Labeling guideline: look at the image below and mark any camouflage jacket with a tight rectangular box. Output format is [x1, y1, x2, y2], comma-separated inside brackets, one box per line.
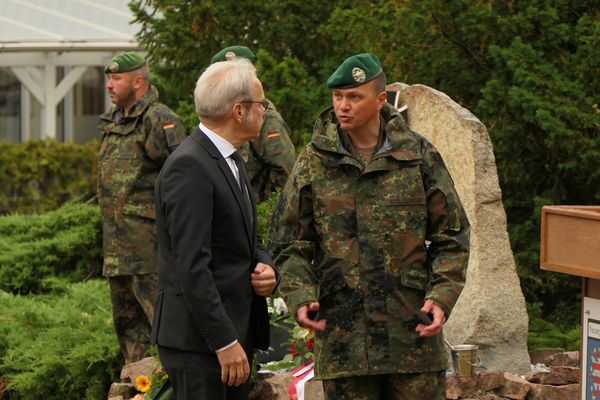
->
[98, 85, 187, 277]
[239, 100, 296, 203]
[269, 103, 470, 379]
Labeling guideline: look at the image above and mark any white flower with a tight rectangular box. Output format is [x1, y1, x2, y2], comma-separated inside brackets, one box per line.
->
[273, 297, 288, 315]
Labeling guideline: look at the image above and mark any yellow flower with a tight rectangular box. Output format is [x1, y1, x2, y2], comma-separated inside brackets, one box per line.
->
[135, 374, 152, 393]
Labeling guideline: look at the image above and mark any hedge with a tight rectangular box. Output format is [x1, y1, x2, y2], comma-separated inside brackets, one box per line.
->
[0, 140, 98, 215]
[0, 202, 102, 294]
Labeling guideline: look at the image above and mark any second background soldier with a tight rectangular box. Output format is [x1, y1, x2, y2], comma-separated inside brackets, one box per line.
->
[211, 46, 296, 203]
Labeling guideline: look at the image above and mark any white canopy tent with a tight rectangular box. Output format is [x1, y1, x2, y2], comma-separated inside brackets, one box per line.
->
[0, 0, 141, 141]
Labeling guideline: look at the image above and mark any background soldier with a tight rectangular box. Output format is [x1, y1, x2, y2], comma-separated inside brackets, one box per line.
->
[269, 53, 470, 399]
[211, 46, 296, 203]
[98, 52, 187, 364]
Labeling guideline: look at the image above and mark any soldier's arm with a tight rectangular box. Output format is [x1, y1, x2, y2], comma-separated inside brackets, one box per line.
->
[256, 109, 296, 185]
[268, 148, 318, 318]
[421, 139, 470, 319]
[144, 105, 188, 161]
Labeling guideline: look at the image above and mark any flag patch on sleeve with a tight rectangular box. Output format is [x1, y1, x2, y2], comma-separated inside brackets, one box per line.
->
[162, 123, 175, 129]
[267, 132, 281, 139]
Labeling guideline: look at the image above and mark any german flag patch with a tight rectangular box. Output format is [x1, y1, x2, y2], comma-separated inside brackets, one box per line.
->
[267, 131, 280, 139]
[163, 122, 175, 129]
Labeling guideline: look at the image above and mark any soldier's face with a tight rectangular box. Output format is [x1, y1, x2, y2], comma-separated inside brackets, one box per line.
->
[332, 80, 386, 134]
[106, 72, 136, 108]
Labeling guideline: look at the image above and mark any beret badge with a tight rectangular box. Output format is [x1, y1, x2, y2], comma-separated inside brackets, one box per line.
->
[352, 67, 366, 83]
[109, 62, 119, 73]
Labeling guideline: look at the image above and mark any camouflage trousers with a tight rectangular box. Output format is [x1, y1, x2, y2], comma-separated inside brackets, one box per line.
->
[322, 371, 446, 400]
[109, 274, 157, 364]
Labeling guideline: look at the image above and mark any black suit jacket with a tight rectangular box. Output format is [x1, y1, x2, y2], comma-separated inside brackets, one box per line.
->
[151, 127, 274, 354]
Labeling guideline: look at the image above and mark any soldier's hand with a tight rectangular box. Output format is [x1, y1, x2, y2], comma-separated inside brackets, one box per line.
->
[251, 263, 277, 296]
[216, 342, 250, 387]
[415, 299, 446, 337]
[297, 302, 326, 331]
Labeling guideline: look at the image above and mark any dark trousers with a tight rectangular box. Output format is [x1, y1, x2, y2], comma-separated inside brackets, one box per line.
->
[109, 274, 157, 364]
[322, 371, 446, 400]
[158, 345, 252, 400]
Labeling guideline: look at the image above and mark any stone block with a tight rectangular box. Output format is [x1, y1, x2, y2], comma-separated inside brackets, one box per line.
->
[549, 366, 580, 383]
[304, 380, 324, 399]
[478, 371, 506, 392]
[107, 382, 136, 398]
[529, 348, 565, 364]
[544, 352, 580, 367]
[499, 372, 531, 400]
[526, 383, 579, 400]
[119, 356, 158, 384]
[524, 371, 568, 385]
[249, 373, 293, 400]
[445, 375, 480, 399]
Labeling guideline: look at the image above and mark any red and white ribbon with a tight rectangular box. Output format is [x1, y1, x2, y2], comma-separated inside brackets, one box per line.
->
[289, 360, 315, 400]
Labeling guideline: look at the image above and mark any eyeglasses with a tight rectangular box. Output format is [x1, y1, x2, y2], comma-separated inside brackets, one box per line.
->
[240, 99, 270, 112]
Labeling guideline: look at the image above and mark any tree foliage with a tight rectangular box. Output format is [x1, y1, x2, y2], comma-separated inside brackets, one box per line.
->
[130, 0, 600, 327]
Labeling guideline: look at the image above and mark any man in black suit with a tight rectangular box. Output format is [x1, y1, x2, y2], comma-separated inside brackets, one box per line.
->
[151, 58, 278, 399]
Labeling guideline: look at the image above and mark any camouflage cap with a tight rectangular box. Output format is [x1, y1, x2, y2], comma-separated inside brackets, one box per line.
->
[327, 53, 383, 88]
[104, 52, 146, 74]
[211, 45, 256, 64]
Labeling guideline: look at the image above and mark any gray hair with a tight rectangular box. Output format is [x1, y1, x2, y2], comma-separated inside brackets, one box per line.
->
[194, 58, 257, 119]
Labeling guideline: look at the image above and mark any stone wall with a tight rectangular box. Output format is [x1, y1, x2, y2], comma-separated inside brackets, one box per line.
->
[107, 347, 578, 400]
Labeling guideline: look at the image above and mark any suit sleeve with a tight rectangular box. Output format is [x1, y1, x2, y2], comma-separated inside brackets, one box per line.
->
[160, 154, 238, 351]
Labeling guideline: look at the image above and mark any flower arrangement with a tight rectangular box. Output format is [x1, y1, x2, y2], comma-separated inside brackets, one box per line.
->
[132, 363, 173, 400]
[265, 297, 315, 369]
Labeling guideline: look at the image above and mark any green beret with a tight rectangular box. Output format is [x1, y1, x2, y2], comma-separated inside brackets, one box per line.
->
[104, 52, 146, 74]
[327, 53, 383, 88]
[211, 46, 256, 64]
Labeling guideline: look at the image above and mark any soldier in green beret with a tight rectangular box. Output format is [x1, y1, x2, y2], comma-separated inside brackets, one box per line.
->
[269, 53, 470, 399]
[211, 45, 296, 203]
[98, 51, 187, 364]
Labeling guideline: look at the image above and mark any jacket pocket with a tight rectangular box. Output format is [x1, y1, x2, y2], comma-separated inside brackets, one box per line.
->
[122, 203, 156, 220]
[400, 266, 430, 291]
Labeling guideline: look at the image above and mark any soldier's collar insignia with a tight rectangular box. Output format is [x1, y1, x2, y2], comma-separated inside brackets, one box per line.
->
[109, 62, 120, 73]
[225, 51, 236, 60]
[352, 67, 366, 83]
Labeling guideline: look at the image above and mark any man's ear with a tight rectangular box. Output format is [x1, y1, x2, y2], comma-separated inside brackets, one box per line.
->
[376, 90, 387, 110]
[132, 74, 144, 90]
[232, 103, 244, 122]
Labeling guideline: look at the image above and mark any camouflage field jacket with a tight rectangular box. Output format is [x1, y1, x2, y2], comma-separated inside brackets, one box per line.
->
[239, 100, 296, 203]
[269, 103, 470, 379]
[98, 86, 187, 277]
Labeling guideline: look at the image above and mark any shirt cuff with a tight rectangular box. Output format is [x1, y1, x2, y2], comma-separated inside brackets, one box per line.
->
[215, 340, 238, 353]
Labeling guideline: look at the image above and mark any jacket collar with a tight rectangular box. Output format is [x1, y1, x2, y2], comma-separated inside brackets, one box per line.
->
[311, 103, 421, 161]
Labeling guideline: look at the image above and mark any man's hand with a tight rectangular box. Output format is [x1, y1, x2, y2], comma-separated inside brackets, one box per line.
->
[297, 302, 327, 331]
[251, 263, 277, 296]
[215, 342, 250, 387]
[415, 299, 446, 337]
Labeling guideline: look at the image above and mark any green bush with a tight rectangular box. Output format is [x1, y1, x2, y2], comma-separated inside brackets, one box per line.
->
[0, 140, 98, 215]
[0, 202, 102, 294]
[257, 190, 281, 245]
[528, 302, 580, 351]
[0, 279, 121, 399]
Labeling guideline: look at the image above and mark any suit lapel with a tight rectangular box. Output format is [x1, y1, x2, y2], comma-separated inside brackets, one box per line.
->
[193, 128, 254, 245]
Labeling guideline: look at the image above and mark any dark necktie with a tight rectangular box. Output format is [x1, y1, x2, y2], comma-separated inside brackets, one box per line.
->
[230, 151, 253, 225]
